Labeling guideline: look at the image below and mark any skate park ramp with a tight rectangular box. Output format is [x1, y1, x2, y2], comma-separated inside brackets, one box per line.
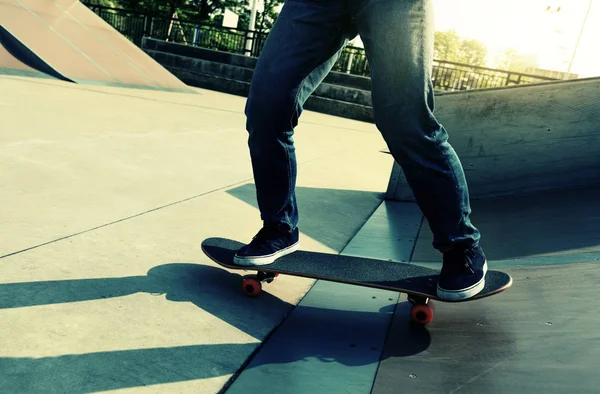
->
[0, 24, 73, 81]
[0, 0, 190, 91]
[220, 77, 600, 394]
[2, 64, 600, 392]
[386, 76, 600, 201]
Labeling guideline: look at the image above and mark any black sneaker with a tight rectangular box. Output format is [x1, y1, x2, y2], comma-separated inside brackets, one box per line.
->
[437, 245, 488, 301]
[233, 224, 300, 266]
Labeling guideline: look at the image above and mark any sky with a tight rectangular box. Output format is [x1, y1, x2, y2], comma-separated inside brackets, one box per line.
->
[429, 0, 599, 77]
[346, 0, 598, 77]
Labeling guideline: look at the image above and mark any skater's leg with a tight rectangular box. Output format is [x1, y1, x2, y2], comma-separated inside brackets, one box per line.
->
[236, 0, 357, 265]
[354, 0, 485, 299]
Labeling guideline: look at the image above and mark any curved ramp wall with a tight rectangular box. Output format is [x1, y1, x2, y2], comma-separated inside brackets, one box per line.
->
[386, 77, 600, 201]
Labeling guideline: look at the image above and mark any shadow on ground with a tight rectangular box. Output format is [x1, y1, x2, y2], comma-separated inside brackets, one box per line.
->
[0, 263, 430, 392]
[472, 185, 600, 260]
[410, 184, 600, 263]
[226, 184, 385, 252]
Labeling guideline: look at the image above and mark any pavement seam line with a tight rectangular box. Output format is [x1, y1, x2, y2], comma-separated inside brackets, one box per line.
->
[216, 281, 318, 394]
[219, 197, 386, 392]
[0, 179, 253, 260]
[1, 145, 370, 261]
[1, 148, 362, 260]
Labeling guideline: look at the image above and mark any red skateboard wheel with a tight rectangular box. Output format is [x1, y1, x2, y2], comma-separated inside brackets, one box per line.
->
[242, 278, 262, 297]
[410, 304, 434, 325]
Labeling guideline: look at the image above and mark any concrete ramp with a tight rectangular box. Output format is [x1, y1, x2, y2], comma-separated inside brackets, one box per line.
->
[0, 0, 190, 91]
[386, 77, 600, 201]
[0, 24, 73, 81]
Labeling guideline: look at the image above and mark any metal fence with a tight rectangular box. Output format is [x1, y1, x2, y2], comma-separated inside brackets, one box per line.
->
[331, 45, 371, 76]
[431, 59, 558, 91]
[83, 3, 558, 91]
[84, 3, 268, 56]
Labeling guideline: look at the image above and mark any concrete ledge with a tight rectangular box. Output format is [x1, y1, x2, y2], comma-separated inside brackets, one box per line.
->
[303, 95, 373, 123]
[147, 50, 255, 83]
[386, 77, 600, 200]
[142, 38, 373, 91]
[165, 67, 251, 97]
[143, 39, 378, 122]
[151, 50, 374, 108]
[161, 64, 375, 122]
[143, 38, 259, 70]
[314, 83, 372, 107]
[323, 71, 372, 91]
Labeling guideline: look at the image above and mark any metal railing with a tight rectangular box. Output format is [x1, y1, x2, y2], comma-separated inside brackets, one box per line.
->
[83, 2, 559, 91]
[431, 60, 558, 91]
[331, 45, 371, 76]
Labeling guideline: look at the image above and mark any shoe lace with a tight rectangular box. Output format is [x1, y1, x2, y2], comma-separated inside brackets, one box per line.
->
[249, 226, 277, 246]
[446, 247, 477, 273]
[463, 248, 476, 273]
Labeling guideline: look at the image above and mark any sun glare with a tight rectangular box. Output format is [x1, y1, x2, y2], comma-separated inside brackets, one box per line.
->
[430, 0, 598, 77]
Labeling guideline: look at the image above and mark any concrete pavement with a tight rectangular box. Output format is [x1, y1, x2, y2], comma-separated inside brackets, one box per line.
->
[0, 74, 392, 392]
[3, 73, 600, 393]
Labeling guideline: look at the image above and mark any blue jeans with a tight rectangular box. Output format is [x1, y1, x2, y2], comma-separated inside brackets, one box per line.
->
[244, 0, 480, 252]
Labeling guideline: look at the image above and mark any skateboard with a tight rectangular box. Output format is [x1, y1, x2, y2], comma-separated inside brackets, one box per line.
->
[201, 237, 512, 325]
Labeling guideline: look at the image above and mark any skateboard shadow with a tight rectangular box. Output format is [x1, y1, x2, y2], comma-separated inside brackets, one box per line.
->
[0, 262, 431, 391]
[379, 301, 433, 359]
[0, 263, 294, 340]
[0, 262, 295, 392]
[237, 299, 432, 371]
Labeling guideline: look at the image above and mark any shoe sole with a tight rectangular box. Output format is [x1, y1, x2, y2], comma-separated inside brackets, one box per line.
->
[436, 261, 488, 301]
[233, 242, 300, 266]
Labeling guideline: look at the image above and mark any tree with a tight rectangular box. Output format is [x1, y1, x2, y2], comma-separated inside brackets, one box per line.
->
[118, 0, 188, 16]
[203, 0, 283, 30]
[434, 29, 487, 66]
[434, 30, 461, 61]
[102, 0, 283, 27]
[94, 0, 119, 6]
[495, 49, 539, 73]
[188, 0, 239, 22]
[458, 39, 487, 66]
[255, 0, 284, 31]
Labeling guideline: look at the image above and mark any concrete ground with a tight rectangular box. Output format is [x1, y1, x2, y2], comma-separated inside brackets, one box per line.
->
[0, 75, 392, 392]
[2, 74, 599, 393]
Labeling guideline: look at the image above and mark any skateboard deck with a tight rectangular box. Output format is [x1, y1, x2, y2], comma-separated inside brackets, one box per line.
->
[201, 237, 512, 324]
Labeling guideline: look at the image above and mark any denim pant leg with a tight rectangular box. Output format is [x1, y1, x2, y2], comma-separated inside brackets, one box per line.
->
[245, 0, 355, 230]
[354, 0, 480, 252]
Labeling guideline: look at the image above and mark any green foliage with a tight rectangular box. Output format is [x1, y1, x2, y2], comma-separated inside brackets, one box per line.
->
[494, 48, 539, 73]
[117, 0, 188, 15]
[93, 0, 119, 6]
[255, 0, 284, 31]
[434, 30, 487, 66]
[434, 30, 461, 61]
[459, 39, 487, 66]
[192, 0, 283, 30]
[95, 0, 283, 27]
